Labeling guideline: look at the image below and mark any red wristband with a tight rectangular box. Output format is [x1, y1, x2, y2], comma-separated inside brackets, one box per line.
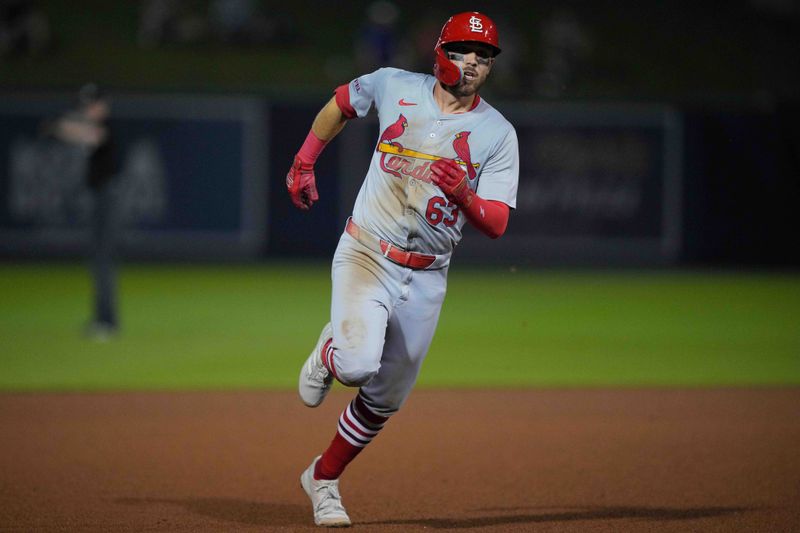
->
[297, 130, 329, 165]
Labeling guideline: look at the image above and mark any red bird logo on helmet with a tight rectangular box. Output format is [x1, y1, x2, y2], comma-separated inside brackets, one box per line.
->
[452, 131, 476, 180]
[377, 114, 408, 152]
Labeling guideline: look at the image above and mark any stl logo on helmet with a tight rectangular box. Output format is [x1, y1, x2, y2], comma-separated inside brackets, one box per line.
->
[469, 16, 483, 33]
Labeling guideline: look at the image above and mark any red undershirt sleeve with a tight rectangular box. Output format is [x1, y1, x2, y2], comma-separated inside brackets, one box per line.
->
[461, 195, 510, 239]
[334, 84, 357, 119]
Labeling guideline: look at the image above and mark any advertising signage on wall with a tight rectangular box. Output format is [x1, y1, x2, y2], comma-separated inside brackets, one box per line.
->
[0, 95, 267, 258]
[457, 104, 683, 265]
[0, 96, 681, 265]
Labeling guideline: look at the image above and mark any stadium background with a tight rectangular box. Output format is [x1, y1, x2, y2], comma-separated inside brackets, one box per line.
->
[1, 3, 799, 531]
[1, 0, 797, 389]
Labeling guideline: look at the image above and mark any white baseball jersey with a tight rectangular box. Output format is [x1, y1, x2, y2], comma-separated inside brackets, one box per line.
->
[344, 67, 519, 255]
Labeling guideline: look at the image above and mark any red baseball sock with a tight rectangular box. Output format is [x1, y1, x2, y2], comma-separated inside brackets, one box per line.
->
[314, 432, 362, 481]
[314, 393, 388, 480]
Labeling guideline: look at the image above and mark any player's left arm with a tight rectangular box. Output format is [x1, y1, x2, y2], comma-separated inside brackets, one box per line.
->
[463, 196, 510, 239]
[430, 128, 518, 239]
[429, 159, 510, 238]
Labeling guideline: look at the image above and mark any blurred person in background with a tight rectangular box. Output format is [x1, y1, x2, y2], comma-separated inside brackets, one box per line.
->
[355, 0, 405, 71]
[50, 84, 121, 340]
[137, 0, 206, 48]
[209, 0, 257, 44]
[138, 0, 296, 49]
[209, 0, 267, 45]
[534, 8, 592, 98]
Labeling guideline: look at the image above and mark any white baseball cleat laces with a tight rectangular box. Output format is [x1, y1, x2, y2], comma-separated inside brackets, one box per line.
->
[299, 322, 334, 407]
[300, 456, 351, 527]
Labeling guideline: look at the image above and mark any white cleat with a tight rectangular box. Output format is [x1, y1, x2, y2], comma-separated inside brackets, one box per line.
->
[300, 456, 351, 528]
[299, 322, 334, 407]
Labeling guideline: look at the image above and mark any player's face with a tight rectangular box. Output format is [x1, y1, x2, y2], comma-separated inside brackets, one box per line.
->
[444, 42, 495, 97]
[85, 100, 110, 122]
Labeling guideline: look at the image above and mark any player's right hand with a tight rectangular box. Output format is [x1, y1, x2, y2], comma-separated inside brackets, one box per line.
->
[287, 155, 319, 210]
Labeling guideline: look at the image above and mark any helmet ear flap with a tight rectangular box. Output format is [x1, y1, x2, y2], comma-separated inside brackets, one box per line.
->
[434, 46, 463, 86]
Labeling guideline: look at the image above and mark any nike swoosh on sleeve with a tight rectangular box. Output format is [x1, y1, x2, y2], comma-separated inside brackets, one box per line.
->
[398, 99, 417, 106]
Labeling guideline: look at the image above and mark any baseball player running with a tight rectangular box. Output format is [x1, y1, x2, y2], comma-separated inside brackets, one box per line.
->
[286, 11, 519, 527]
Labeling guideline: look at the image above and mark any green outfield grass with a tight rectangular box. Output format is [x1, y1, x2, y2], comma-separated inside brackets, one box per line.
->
[0, 262, 798, 391]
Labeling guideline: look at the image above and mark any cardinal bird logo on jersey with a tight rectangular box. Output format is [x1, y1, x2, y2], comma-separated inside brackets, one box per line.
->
[377, 114, 409, 178]
[377, 114, 408, 151]
[452, 131, 476, 181]
[375, 116, 480, 182]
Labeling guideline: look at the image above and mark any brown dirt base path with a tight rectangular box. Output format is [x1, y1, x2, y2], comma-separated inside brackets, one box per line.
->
[1, 389, 799, 532]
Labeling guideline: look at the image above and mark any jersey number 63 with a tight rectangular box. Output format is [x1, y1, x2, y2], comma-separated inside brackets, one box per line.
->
[425, 196, 459, 228]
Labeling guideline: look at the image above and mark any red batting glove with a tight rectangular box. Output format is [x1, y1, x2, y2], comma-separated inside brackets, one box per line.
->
[430, 158, 474, 208]
[286, 155, 319, 210]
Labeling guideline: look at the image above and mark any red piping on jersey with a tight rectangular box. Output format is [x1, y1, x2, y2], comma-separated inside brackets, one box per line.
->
[334, 84, 357, 119]
[469, 95, 481, 111]
[449, 94, 481, 114]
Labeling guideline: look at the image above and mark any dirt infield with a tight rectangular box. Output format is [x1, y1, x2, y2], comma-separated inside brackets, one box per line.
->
[1, 389, 798, 532]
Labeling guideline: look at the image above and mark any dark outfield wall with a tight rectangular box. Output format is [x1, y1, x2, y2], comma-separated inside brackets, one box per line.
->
[681, 104, 800, 267]
[0, 94, 797, 267]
